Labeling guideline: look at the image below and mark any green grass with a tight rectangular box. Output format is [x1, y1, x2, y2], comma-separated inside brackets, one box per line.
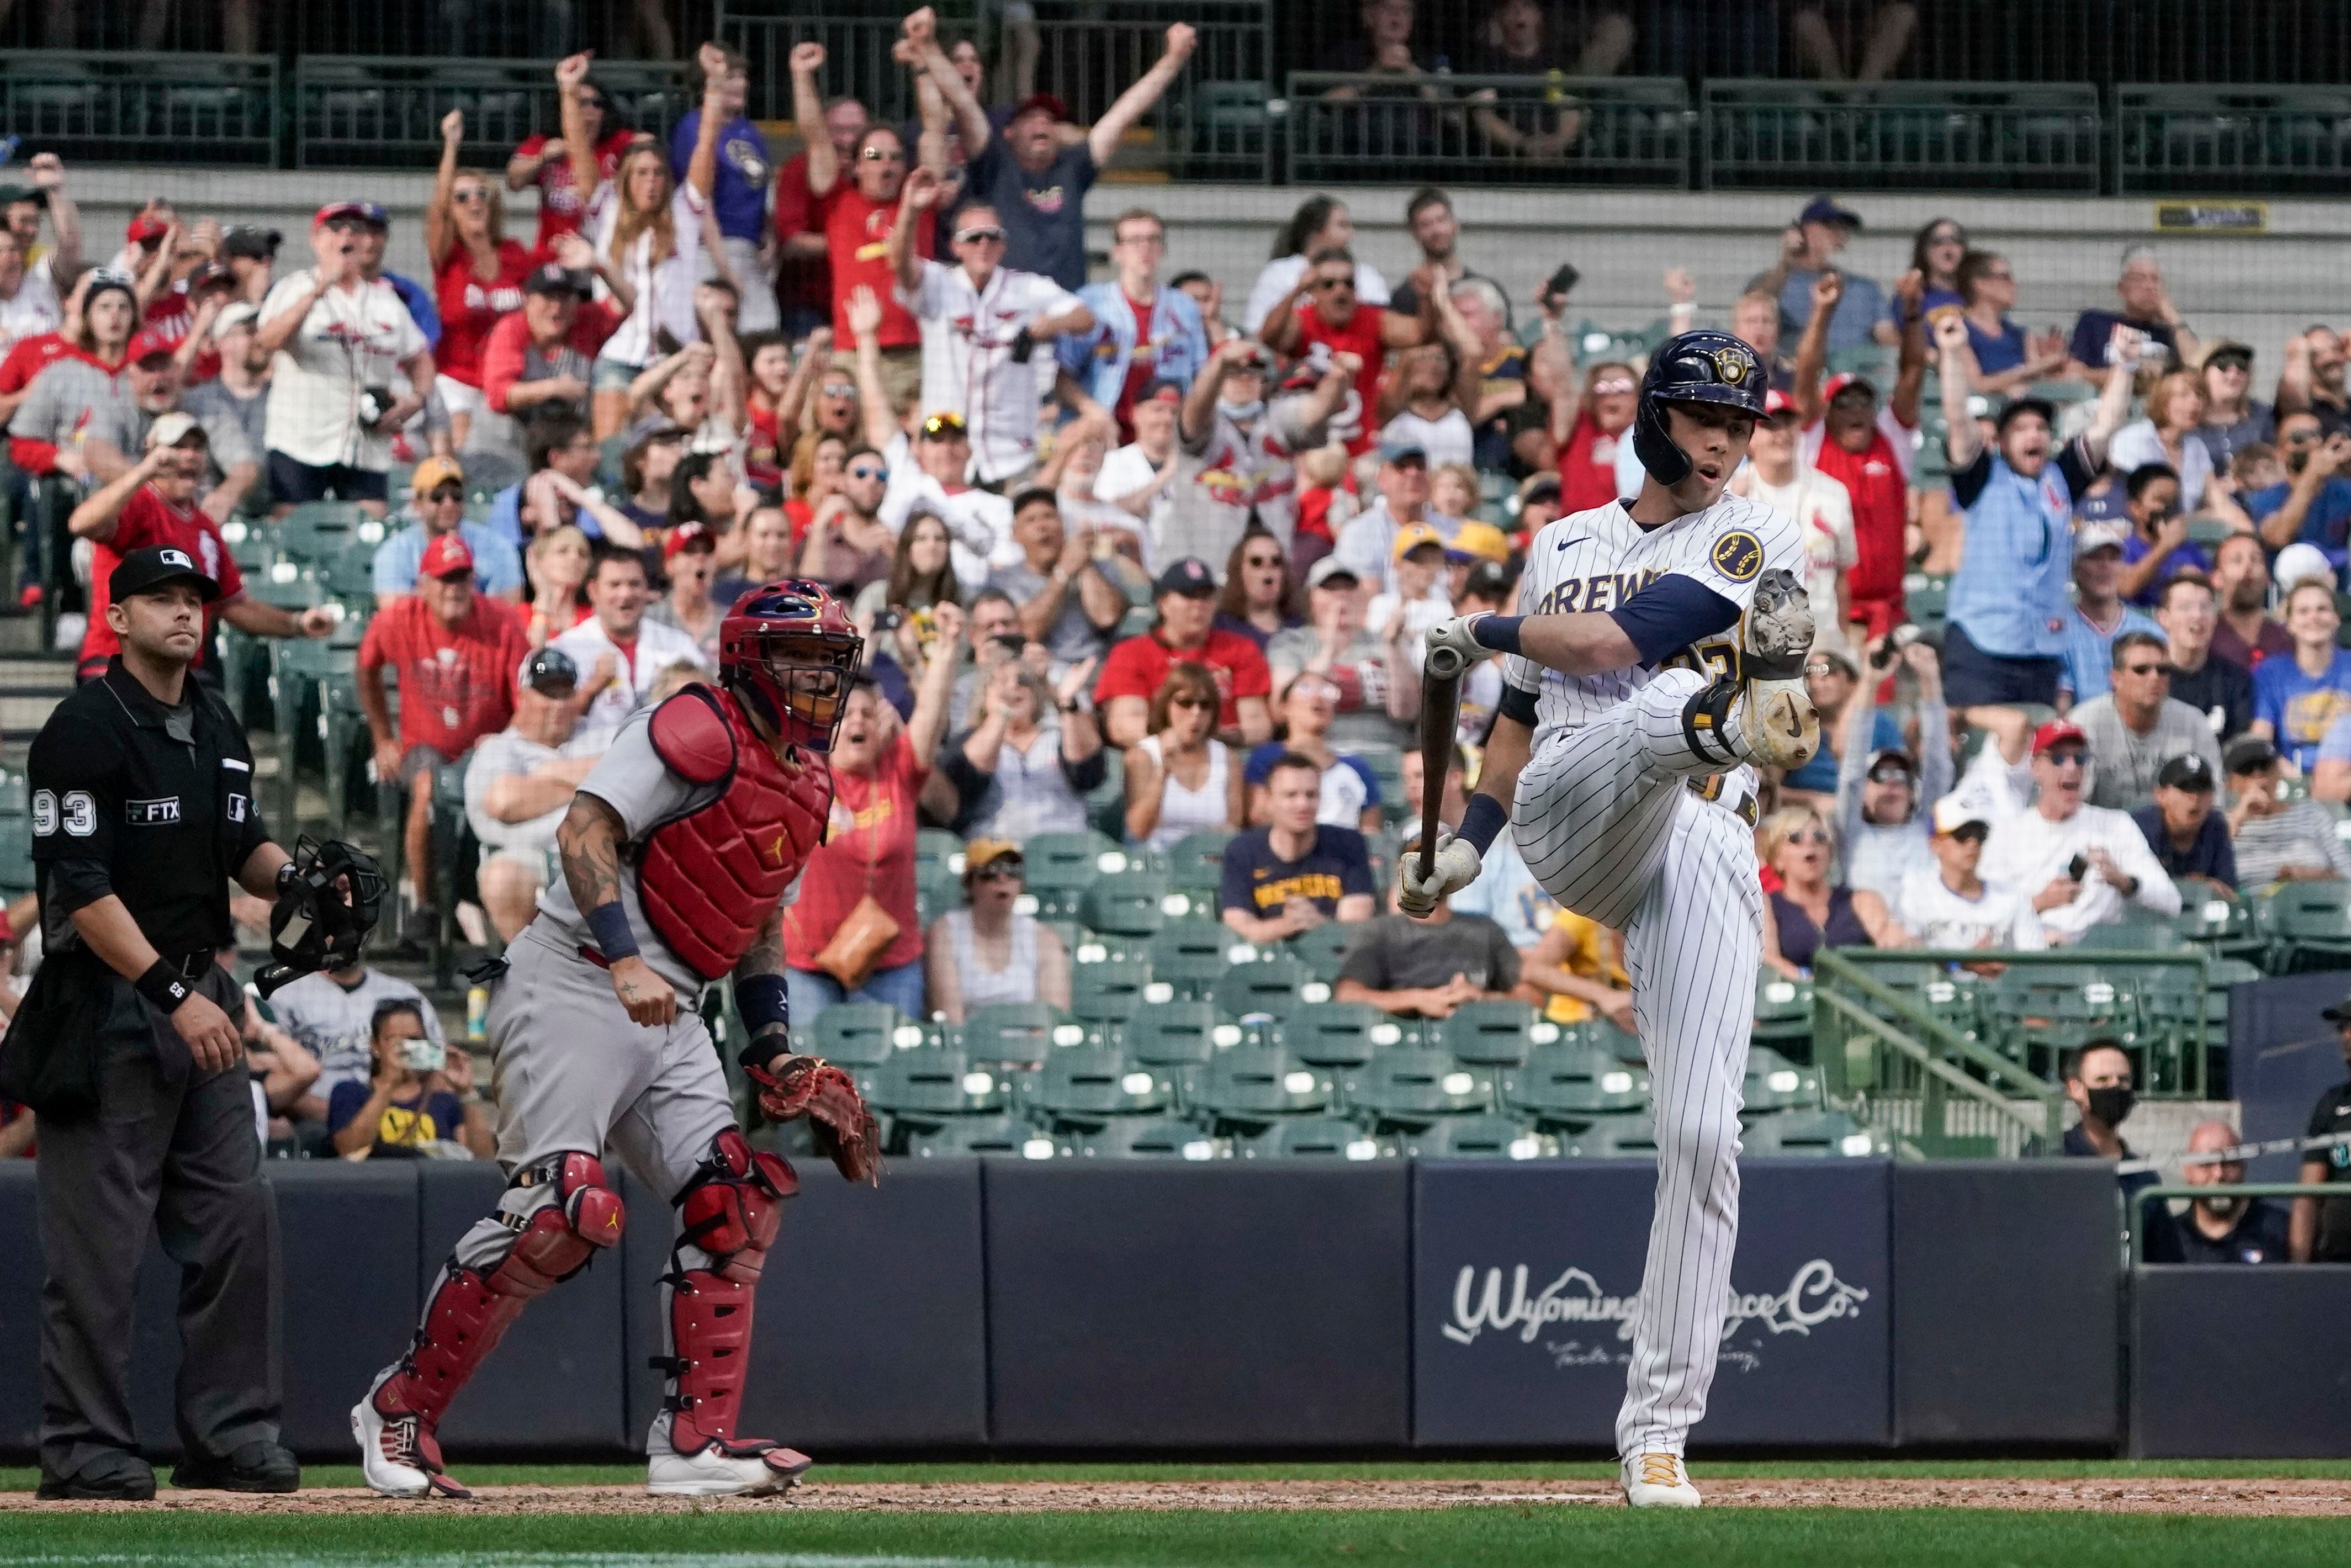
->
[13, 1457, 2351, 1491]
[8, 1507, 2351, 1568]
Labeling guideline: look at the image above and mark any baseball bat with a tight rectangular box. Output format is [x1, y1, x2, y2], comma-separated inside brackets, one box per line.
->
[1417, 643, 1469, 884]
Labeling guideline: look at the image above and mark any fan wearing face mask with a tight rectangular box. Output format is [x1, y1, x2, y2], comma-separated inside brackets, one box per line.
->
[2062, 1040, 2181, 1262]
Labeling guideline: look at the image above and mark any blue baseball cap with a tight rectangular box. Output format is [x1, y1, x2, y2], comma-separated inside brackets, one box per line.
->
[1797, 195, 1862, 229]
[1153, 557, 1217, 598]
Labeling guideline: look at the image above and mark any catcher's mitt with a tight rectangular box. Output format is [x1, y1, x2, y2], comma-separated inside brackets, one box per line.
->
[746, 1054, 881, 1185]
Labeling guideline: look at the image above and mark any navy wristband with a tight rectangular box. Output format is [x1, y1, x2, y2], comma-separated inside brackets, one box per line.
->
[1471, 615, 1526, 657]
[735, 973, 790, 1035]
[584, 901, 640, 962]
[1457, 792, 1508, 856]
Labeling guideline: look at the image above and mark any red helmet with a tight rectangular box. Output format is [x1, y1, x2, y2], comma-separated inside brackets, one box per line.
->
[717, 579, 864, 753]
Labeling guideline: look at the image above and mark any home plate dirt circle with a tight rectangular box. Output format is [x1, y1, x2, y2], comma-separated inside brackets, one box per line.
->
[8, 1477, 2351, 1516]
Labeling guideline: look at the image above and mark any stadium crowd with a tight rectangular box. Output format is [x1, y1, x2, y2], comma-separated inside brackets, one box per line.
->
[0, 10, 2348, 1241]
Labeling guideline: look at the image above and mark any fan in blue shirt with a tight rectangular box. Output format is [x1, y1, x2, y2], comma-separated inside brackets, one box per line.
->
[2059, 525, 2162, 704]
[2251, 580, 2351, 772]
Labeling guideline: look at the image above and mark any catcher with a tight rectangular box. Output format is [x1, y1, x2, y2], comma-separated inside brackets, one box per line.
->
[352, 581, 881, 1501]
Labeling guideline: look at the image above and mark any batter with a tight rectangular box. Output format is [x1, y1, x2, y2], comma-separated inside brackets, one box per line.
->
[351, 581, 881, 1500]
[1402, 332, 1815, 1508]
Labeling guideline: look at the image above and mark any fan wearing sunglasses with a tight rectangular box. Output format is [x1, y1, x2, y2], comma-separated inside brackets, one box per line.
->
[888, 168, 1095, 488]
[1979, 719, 2181, 945]
[1893, 797, 2046, 957]
[1554, 361, 1640, 513]
[2072, 630, 2222, 810]
[1757, 806, 1908, 979]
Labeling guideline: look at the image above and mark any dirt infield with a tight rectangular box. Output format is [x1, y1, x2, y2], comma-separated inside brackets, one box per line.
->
[8, 1476, 2350, 1517]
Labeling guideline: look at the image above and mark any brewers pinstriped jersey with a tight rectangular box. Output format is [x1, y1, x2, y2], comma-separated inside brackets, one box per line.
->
[1502, 493, 1804, 756]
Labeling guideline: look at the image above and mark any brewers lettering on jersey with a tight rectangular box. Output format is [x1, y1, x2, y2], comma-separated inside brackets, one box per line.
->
[1401, 331, 1815, 1509]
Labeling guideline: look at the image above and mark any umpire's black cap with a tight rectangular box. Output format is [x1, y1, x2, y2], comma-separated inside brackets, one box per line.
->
[2324, 997, 2351, 1025]
[109, 544, 221, 604]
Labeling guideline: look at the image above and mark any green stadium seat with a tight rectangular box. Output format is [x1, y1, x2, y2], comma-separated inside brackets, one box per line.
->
[1566, 1116, 1659, 1158]
[1069, 955, 1152, 1025]
[915, 828, 966, 878]
[1744, 1109, 1882, 1157]
[869, 1049, 1012, 1127]
[1285, 919, 1360, 983]
[1146, 918, 1234, 998]
[1741, 1047, 1823, 1115]
[1189, 1046, 1335, 1128]
[1119, 1000, 1224, 1066]
[1165, 829, 1233, 894]
[1347, 744, 1406, 817]
[2255, 881, 2351, 971]
[1081, 870, 1169, 938]
[2078, 909, 2184, 952]
[1212, 953, 1327, 1020]
[954, 1002, 1069, 1065]
[1280, 1001, 1406, 1067]
[1404, 1115, 1550, 1158]
[813, 1002, 902, 1068]
[1433, 1000, 1540, 1066]
[1342, 1047, 1495, 1128]
[1560, 1015, 1645, 1062]
[1752, 971, 1814, 1044]
[1503, 1043, 1649, 1126]
[0, 771, 27, 817]
[1023, 830, 1129, 893]
[1236, 1116, 1386, 1160]
[1063, 1117, 1211, 1159]
[1031, 1046, 1176, 1125]
[2172, 892, 2263, 961]
[0, 817, 31, 894]
[905, 1114, 1051, 1159]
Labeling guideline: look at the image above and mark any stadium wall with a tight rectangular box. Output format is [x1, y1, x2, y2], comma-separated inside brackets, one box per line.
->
[58, 168, 2350, 361]
[6, 1157, 2347, 1460]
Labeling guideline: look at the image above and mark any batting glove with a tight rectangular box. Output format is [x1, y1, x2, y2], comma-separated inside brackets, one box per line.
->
[1397, 830, 1484, 918]
[1423, 612, 1494, 674]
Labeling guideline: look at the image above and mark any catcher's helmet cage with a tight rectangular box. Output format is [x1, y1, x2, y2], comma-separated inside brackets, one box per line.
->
[717, 579, 864, 753]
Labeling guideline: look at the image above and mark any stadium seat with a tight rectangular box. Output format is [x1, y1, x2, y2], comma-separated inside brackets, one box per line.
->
[1285, 919, 1359, 982]
[1119, 1000, 1223, 1066]
[1348, 744, 1406, 818]
[1069, 955, 1152, 1024]
[813, 1003, 902, 1068]
[1030, 1045, 1176, 1126]
[955, 1002, 1068, 1066]
[1063, 1117, 1216, 1159]
[905, 1114, 1051, 1159]
[1406, 1115, 1552, 1159]
[1502, 1043, 1649, 1126]
[1742, 1047, 1823, 1115]
[1188, 1046, 1335, 1130]
[1280, 1001, 1406, 1067]
[1212, 953, 1326, 1020]
[916, 828, 966, 878]
[1751, 971, 1815, 1045]
[1341, 1047, 1495, 1128]
[1566, 1116, 1659, 1158]
[1164, 829, 1233, 895]
[2078, 908, 2184, 952]
[2255, 881, 2351, 971]
[1081, 870, 1169, 938]
[1023, 830, 1129, 893]
[1744, 1109, 1882, 1157]
[1237, 1116, 1388, 1160]
[1146, 918, 1233, 998]
[869, 1050, 1013, 1131]
[1433, 1000, 1540, 1066]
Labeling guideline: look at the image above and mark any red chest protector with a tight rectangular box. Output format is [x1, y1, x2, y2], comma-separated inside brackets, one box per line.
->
[636, 684, 834, 981]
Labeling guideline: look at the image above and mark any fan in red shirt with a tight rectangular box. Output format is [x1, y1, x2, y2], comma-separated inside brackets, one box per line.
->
[1555, 361, 1640, 513]
[771, 96, 870, 332]
[1793, 269, 1925, 639]
[428, 111, 537, 453]
[480, 255, 622, 422]
[359, 532, 533, 919]
[1261, 245, 1438, 455]
[1094, 557, 1275, 748]
[67, 414, 337, 681]
[142, 261, 236, 384]
[509, 78, 636, 260]
[740, 329, 825, 492]
[790, 43, 931, 406]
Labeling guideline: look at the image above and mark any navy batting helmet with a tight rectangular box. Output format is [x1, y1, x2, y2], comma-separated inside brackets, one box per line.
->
[1632, 330, 1770, 487]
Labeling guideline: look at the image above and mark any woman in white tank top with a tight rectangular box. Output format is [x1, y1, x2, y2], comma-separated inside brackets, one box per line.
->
[923, 844, 1073, 1024]
[1124, 665, 1243, 853]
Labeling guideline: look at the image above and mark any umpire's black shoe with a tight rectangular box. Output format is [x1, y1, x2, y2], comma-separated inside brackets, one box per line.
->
[171, 1439, 300, 1493]
[36, 1452, 157, 1501]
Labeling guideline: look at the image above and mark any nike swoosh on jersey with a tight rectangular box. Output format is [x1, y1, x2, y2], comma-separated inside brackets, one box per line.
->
[1556, 537, 1592, 552]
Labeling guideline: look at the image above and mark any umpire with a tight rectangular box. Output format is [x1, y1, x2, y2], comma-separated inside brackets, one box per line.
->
[10, 546, 304, 1498]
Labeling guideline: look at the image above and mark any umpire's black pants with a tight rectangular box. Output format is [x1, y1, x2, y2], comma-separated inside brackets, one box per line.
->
[37, 965, 281, 1479]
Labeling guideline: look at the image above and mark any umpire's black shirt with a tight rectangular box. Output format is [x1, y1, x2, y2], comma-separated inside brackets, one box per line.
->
[2305, 1079, 2351, 1262]
[29, 655, 269, 962]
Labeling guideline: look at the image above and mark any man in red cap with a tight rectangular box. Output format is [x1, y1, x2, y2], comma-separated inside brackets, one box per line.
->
[66, 414, 335, 682]
[1790, 270, 1926, 642]
[1980, 718, 2180, 946]
[358, 533, 532, 935]
[908, 6, 1195, 290]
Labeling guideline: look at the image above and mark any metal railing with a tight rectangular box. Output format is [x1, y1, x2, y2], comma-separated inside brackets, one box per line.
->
[2116, 85, 2351, 195]
[1283, 73, 1690, 190]
[1702, 80, 2101, 193]
[1810, 950, 2064, 1161]
[293, 57, 687, 169]
[0, 51, 279, 167]
[2131, 1183, 2319, 1265]
[293, 0, 696, 62]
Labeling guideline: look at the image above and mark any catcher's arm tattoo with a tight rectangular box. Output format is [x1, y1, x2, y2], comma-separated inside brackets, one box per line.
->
[733, 902, 793, 1058]
[555, 792, 629, 916]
